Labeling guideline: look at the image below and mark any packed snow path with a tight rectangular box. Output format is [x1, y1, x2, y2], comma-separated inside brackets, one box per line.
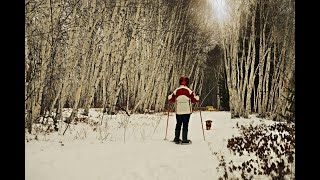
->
[26, 111, 272, 180]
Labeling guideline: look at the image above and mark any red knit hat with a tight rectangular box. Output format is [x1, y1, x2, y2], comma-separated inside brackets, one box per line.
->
[179, 76, 189, 86]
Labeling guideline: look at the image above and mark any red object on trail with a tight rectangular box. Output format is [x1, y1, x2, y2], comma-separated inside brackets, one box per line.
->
[205, 120, 213, 130]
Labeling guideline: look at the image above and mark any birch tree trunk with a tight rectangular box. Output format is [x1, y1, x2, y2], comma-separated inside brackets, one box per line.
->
[25, 0, 233, 125]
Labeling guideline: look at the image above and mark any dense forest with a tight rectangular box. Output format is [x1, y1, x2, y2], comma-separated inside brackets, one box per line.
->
[25, 0, 295, 133]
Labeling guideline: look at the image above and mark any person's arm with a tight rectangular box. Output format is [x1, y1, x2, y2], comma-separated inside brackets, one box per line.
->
[190, 91, 199, 103]
[168, 91, 176, 103]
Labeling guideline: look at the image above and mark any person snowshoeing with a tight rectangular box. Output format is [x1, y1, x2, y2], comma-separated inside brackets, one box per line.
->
[167, 76, 199, 144]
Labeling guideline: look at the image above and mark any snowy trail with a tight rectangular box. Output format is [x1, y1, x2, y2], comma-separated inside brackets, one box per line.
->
[26, 142, 217, 180]
[26, 111, 256, 180]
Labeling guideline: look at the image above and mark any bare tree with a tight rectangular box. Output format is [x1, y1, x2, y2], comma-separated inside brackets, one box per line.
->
[217, 0, 294, 120]
[25, 0, 219, 133]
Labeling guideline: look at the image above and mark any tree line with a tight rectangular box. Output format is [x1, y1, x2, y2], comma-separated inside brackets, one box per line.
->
[25, 0, 295, 133]
[220, 0, 294, 121]
[25, 0, 217, 133]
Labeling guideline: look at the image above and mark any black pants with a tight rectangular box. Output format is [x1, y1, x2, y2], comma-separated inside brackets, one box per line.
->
[174, 114, 190, 141]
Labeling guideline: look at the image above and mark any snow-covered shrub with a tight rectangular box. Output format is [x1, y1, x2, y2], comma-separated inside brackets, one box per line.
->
[218, 122, 295, 179]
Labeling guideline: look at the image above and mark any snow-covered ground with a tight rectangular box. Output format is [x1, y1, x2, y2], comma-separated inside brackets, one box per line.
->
[25, 109, 295, 180]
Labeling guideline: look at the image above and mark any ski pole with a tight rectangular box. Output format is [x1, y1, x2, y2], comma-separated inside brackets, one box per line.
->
[164, 104, 170, 140]
[199, 86, 215, 107]
[197, 102, 205, 141]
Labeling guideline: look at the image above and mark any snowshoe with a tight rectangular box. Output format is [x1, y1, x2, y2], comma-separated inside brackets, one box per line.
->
[180, 140, 192, 145]
[172, 139, 182, 144]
